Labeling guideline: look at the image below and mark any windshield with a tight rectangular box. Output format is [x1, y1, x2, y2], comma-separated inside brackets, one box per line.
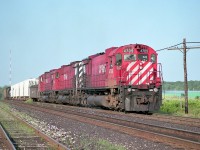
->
[138, 54, 148, 61]
[116, 53, 122, 66]
[124, 54, 136, 61]
[151, 54, 156, 63]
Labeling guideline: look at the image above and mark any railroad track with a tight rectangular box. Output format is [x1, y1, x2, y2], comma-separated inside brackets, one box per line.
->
[0, 104, 68, 150]
[35, 101, 200, 128]
[0, 123, 16, 149]
[152, 113, 200, 127]
[5, 100, 200, 150]
[125, 112, 200, 128]
[34, 101, 200, 129]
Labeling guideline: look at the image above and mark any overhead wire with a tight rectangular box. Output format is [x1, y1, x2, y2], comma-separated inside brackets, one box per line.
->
[186, 42, 200, 44]
[156, 43, 182, 52]
[156, 41, 200, 52]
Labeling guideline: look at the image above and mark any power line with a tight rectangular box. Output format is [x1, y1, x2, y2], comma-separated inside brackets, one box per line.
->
[156, 43, 182, 51]
[156, 41, 200, 52]
[186, 42, 200, 44]
[169, 46, 200, 51]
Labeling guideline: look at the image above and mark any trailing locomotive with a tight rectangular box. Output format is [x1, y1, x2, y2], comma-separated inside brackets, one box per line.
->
[38, 44, 163, 112]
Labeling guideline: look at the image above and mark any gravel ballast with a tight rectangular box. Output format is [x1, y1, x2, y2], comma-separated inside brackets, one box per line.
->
[9, 104, 180, 150]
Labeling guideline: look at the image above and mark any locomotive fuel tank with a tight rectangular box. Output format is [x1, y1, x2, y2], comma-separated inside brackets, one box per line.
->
[87, 95, 110, 108]
[41, 96, 48, 101]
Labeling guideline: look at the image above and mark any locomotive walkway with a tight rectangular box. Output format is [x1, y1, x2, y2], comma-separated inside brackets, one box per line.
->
[5, 100, 200, 150]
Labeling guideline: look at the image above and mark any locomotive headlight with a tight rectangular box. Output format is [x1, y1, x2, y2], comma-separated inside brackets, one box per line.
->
[153, 88, 158, 93]
[127, 88, 132, 92]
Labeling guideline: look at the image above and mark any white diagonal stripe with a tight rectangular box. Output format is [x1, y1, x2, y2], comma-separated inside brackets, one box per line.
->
[79, 71, 83, 77]
[126, 65, 139, 80]
[140, 62, 152, 75]
[79, 66, 83, 71]
[126, 62, 136, 71]
[130, 62, 152, 85]
[150, 75, 154, 81]
[139, 67, 153, 84]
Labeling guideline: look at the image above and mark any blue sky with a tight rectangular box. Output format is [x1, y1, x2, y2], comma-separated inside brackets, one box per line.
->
[0, 0, 200, 86]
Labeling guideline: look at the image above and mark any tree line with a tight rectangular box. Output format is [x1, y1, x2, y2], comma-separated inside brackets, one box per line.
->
[0, 86, 5, 100]
[163, 80, 200, 91]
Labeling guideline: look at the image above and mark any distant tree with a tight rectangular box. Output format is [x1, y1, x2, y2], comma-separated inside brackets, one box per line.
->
[163, 81, 200, 91]
[0, 87, 3, 100]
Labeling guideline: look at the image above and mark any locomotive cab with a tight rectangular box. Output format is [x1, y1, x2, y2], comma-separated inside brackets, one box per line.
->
[111, 44, 162, 112]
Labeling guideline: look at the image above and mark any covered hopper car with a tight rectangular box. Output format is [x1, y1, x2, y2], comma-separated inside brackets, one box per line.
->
[10, 78, 38, 100]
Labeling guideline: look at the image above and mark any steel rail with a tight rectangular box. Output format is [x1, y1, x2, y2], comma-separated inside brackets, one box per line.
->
[13, 115, 69, 150]
[151, 113, 200, 127]
[0, 123, 16, 150]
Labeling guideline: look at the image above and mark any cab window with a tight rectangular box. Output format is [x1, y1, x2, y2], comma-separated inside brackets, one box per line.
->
[138, 54, 148, 61]
[116, 53, 122, 66]
[124, 54, 136, 61]
[109, 57, 113, 68]
[151, 54, 156, 63]
[64, 74, 67, 80]
[56, 72, 59, 78]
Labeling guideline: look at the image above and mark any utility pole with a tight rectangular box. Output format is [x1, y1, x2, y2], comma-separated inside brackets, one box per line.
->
[183, 38, 188, 114]
[168, 38, 200, 114]
[9, 49, 12, 87]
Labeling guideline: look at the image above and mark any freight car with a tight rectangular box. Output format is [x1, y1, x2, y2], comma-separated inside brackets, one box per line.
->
[3, 86, 11, 100]
[37, 44, 163, 112]
[10, 78, 38, 100]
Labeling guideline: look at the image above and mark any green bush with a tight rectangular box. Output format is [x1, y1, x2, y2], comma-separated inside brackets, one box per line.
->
[159, 99, 200, 118]
[188, 100, 200, 117]
[79, 137, 125, 150]
[97, 139, 125, 150]
[25, 98, 33, 104]
[195, 96, 200, 100]
[160, 100, 183, 114]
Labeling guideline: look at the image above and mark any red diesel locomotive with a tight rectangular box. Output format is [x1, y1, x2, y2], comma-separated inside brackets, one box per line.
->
[38, 44, 163, 112]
